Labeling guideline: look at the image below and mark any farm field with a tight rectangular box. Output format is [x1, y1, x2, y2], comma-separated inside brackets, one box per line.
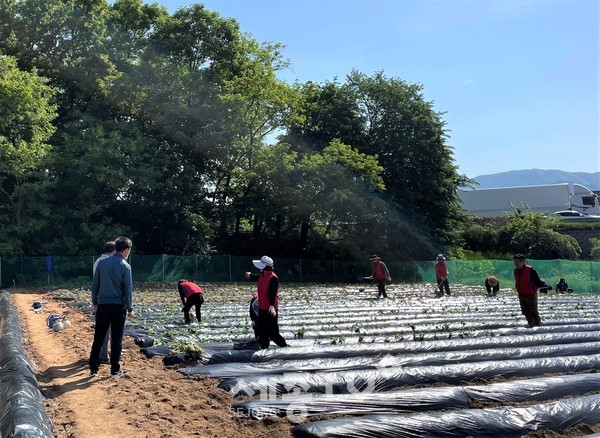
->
[10, 282, 600, 437]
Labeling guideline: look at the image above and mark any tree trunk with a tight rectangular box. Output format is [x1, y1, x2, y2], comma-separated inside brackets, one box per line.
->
[299, 221, 309, 249]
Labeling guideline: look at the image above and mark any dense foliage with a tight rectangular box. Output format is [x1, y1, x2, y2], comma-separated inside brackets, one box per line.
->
[0, 0, 471, 259]
[458, 211, 582, 260]
[590, 238, 600, 261]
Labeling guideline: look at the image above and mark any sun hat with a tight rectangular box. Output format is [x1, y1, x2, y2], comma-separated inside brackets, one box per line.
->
[437, 254, 445, 261]
[487, 276, 498, 287]
[253, 255, 274, 270]
[369, 255, 382, 261]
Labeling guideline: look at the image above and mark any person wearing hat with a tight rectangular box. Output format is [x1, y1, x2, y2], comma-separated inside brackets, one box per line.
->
[178, 279, 204, 324]
[484, 275, 500, 296]
[368, 255, 391, 299]
[513, 253, 550, 328]
[245, 256, 287, 349]
[435, 254, 451, 296]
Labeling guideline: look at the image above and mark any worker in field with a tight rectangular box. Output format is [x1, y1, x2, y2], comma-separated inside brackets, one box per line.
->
[484, 275, 500, 296]
[178, 279, 204, 324]
[364, 255, 391, 299]
[555, 278, 573, 293]
[435, 254, 451, 296]
[513, 254, 551, 328]
[245, 255, 287, 349]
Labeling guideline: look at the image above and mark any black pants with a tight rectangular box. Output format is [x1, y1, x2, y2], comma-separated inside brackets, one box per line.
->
[89, 304, 127, 374]
[183, 293, 204, 322]
[518, 294, 541, 327]
[437, 278, 451, 295]
[99, 326, 110, 361]
[377, 279, 388, 299]
[256, 309, 287, 349]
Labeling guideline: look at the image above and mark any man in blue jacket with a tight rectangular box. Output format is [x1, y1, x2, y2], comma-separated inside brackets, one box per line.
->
[89, 236, 135, 377]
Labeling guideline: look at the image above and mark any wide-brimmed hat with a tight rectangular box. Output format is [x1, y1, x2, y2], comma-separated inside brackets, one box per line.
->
[252, 255, 274, 270]
[436, 253, 445, 261]
[369, 255, 382, 261]
[487, 276, 498, 287]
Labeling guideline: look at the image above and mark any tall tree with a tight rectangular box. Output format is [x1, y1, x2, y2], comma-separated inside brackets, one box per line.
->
[237, 139, 387, 257]
[283, 80, 365, 153]
[0, 56, 57, 254]
[346, 70, 469, 241]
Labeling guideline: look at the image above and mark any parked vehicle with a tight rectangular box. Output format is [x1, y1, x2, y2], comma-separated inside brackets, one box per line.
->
[457, 183, 600, 217]
[548, 210, 600, 221]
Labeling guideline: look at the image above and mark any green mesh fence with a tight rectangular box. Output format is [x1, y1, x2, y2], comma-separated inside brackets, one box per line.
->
[0, 255, 598, 293]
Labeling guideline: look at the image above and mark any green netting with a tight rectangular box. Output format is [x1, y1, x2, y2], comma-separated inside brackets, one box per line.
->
[0, 255, 598, 293]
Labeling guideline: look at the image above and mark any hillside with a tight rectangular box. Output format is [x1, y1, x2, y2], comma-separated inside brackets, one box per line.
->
[470, 170, 600, 190]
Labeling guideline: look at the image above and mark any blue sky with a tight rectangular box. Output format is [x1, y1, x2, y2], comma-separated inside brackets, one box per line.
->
[155, 0, 599, 179]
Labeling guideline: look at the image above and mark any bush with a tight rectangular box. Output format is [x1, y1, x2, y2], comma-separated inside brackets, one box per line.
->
[456, 211, 581, 260]
[590, 238, 600, 261]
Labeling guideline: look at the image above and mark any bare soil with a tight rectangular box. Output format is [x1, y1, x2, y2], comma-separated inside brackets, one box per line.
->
[10, 289, 292, 438]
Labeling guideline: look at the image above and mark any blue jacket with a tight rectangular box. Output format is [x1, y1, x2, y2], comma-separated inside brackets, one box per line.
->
[92, 253, 133, 312]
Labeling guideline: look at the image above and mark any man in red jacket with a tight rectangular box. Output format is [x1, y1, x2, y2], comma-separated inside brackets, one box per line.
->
[513, 254, 550, 328]
[178, 279, 204, 324]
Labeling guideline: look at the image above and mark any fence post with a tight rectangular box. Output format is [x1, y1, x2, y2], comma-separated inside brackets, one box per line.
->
[229, 255, 232, 282]
[413, 261, 417, 283]
[0, 256, 2, 288]
[590, 261, 594, 294]
[162, 254, 165, 283]
[332, 259, 336, 283]
[299, 259, 303, 283]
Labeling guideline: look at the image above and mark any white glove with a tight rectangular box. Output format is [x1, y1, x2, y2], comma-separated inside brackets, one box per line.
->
[269, 305, 277, 317]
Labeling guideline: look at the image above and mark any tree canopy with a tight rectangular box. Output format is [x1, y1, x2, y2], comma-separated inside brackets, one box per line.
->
[0, 0, 470, 260]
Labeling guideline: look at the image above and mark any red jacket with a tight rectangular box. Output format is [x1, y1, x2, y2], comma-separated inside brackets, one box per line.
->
[514, 264, 537, 296]
[179, 281, 203, 298]
[372, 260, 390, 281]
[435, 261, 448, 280]
[257, 270, 279, 310]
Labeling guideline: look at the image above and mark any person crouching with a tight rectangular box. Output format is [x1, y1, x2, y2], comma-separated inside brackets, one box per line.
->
[178, 279, 204, 324]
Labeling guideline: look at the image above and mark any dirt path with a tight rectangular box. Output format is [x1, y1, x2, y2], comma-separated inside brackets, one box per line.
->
[10, 290, 292, 438]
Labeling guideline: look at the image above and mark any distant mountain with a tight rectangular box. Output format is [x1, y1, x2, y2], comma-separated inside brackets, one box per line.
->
[469, 169, 600, 191]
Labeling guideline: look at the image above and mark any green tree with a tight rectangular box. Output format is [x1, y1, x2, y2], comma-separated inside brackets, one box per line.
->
[346, 70, 469, 240]
[0, 56, 57, 254]
[282, 80, 366, 153]
[497, 212, 581, 259]
[588, 238, 600, 261]
[4, 0, 115, 103]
